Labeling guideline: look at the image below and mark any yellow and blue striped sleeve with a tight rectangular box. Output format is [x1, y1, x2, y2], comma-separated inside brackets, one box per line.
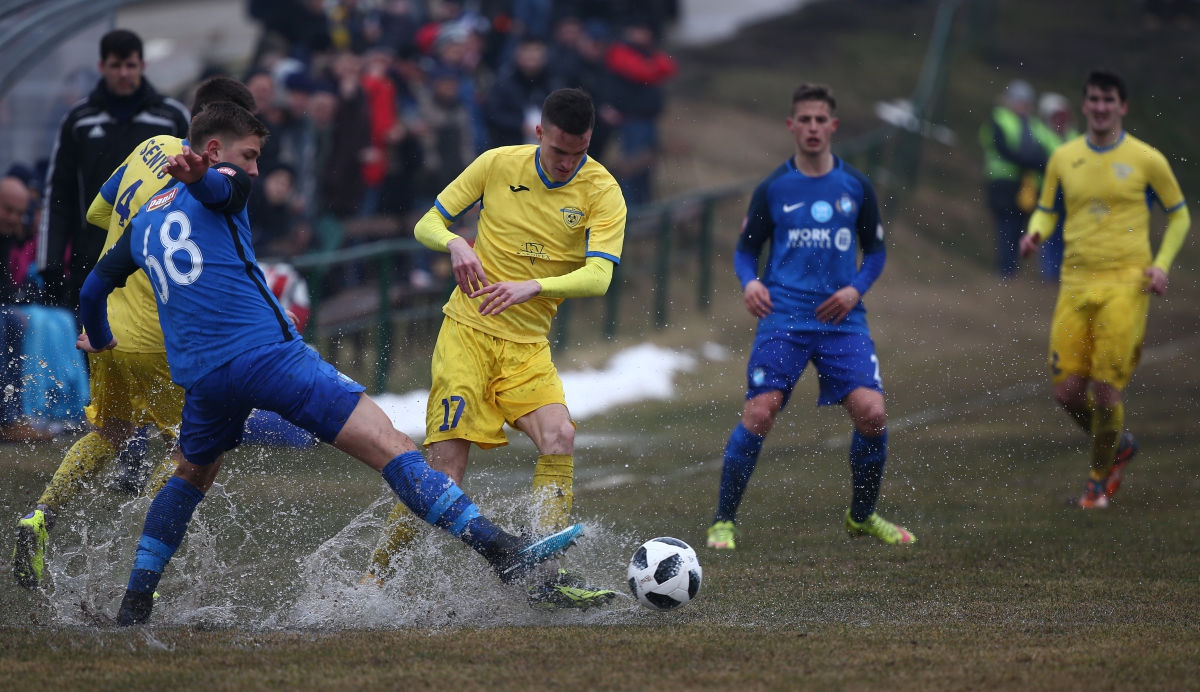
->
[583, 182, 626, 264]
[434, 149, 493, 222]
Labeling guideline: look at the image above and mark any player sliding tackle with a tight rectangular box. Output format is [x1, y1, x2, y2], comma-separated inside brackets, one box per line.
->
[1019, 70, 1190, 508]
[364, 89, 624, 609]
[77, 102, 584, 626]
[707, 84, 914, 550]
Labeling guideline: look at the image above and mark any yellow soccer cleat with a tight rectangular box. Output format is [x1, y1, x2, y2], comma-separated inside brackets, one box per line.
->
[844, 509, 916, 545]
[706, 520, 737, 550]
[12, 507, 53, 588]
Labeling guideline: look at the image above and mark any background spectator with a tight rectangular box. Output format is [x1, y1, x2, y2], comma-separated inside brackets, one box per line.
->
[978, 79, 1047, 278]
[485, 38, 551, 148]
[37, 30, 189, 310]
[250, 164, 311, 257]
[1032, 92, 1079, 282]
[606, 21, 677, 206]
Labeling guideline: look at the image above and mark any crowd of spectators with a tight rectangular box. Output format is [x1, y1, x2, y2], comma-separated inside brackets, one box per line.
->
[243, 0, 680, 264]
[0, 1, 681, 438]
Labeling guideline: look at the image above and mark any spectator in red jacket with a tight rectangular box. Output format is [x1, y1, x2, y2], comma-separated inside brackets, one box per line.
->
[360, 47, 399, 215]
[606, 23, 676, 206]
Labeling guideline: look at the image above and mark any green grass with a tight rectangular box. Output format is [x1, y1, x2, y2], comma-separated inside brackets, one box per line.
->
[2, 246, 1199, 688]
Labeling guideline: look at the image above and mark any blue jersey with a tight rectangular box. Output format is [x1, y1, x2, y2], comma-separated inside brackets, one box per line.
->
[91, 163, 300, 390]
[736, 157, 886, 335]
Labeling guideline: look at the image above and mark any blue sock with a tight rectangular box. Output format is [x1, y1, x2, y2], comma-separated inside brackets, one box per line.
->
[127, 476, 205, 594]
[849, 430, 887, 523]
[381, 451, 504, 556]
[714, 423, 765, 523]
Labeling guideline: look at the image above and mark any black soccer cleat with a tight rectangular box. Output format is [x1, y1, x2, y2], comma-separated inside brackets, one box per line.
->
[115, 589, 155, 626]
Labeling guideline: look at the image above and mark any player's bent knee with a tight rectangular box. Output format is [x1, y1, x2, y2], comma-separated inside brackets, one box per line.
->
[742, 396, 780, 435]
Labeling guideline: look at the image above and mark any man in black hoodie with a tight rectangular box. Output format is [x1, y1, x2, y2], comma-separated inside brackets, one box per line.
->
[37, 30, 190, 311]
[484, 38, 551, 148]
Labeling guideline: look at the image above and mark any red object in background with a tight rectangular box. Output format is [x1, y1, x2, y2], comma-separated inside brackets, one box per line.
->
[606, 43, 678, 86]
[361, 72, 397, 187]
[9, 238, 35, 287]
[416, 22, 441, 55]
[262, 263, 311, 333]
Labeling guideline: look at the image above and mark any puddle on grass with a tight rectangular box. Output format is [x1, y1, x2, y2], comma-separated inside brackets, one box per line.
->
[31, 460, 647, 630]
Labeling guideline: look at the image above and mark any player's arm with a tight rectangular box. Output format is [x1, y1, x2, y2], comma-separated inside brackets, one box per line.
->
[414, 207, 489, 293]
[417, 152, 495, 293]
[86, 162, 125, 230]
[817, 179, 886, 324]
[736, 182, 775, 318]
[476, 183, 627, 315]
[1020, 153, 1063, 259]
[77, 225, 139, 353]
[1144, 152, 1190, 295]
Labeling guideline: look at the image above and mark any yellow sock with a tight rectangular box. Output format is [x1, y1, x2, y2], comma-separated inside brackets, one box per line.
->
[531, 454, 574, 533]
[367, 503, 421, 579]
[1089, 402, 1124, 482]
[144, 455, 181, 497]
[37, 432, 117, 511]
[1067, 392, 1096, 433]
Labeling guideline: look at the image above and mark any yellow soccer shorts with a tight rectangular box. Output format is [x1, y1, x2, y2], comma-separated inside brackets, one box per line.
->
[425, 317, 568, 449]
[85, 349, 184, 438]
[1048, 279, 1149, 390]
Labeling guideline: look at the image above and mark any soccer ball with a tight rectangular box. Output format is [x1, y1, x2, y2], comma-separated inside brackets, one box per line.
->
[626, 537, 702, 611]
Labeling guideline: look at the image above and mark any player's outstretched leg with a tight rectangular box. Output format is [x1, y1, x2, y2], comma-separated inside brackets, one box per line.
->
[12, 431, 118, 588]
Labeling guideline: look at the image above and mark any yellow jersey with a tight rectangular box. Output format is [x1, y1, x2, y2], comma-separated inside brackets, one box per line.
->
[434, 145, 627, 343]
[85, 135, 184, 353]
[1037, 132, 1185, 283]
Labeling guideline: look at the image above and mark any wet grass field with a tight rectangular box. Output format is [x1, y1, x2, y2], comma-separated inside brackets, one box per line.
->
[2, 236, 1199, 688]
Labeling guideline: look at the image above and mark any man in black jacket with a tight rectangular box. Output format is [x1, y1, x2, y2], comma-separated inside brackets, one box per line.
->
[37, 30, 190, 311]
[484, 39, 551, 148]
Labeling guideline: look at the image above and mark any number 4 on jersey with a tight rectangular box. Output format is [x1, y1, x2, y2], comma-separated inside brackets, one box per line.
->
[114, 179, 143, 227]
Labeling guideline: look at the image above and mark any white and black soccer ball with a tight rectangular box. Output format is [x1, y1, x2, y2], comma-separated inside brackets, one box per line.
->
[627, 537, 702, 611]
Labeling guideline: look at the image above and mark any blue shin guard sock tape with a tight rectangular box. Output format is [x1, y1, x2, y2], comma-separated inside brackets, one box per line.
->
[382, 451, 501, 554]
[128, 476, 205, 594]
[715, 423, 765, 523]
[849, 430, 887, 523]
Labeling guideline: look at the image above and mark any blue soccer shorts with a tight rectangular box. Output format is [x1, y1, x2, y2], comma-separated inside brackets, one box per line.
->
[180, 340, 366, 465]
[745, 330, 883, 408]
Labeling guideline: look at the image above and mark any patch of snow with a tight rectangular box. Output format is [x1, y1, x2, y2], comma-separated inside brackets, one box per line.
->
[372, 343, 697, 440]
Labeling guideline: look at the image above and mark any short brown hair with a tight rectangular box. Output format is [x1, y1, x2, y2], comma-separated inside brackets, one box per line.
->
[193, 77, 258, 116]
[1084, 69, 1127, 103]
[791, 83, 836, 114]
[189, 102, 269, 148]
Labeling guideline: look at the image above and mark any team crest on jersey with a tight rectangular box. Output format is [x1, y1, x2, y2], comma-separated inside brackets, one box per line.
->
[1111, 163, 1133, 180]
[835, 227, 853, 252]
[837, 194, 856, 216]
[811, 201, 833, 223]
[145, 188, 178, 212]
[560, 207, 585, 228]
[517, 241, 550, 264]
[217, 166, 237, 177]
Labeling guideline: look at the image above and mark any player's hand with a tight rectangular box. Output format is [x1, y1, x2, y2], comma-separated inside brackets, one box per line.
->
[744, 280, 773, 318]
[286, 310, 299, 329]
[816, 286, 861, 324]
[76, 333, 117, 353]
[472, 280, 542, 316]
[447, 237, 489, 294]
[163, 145, 211, 184]
[1019, 233, 1041, 259]
[1144, 266, 1168, 296]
